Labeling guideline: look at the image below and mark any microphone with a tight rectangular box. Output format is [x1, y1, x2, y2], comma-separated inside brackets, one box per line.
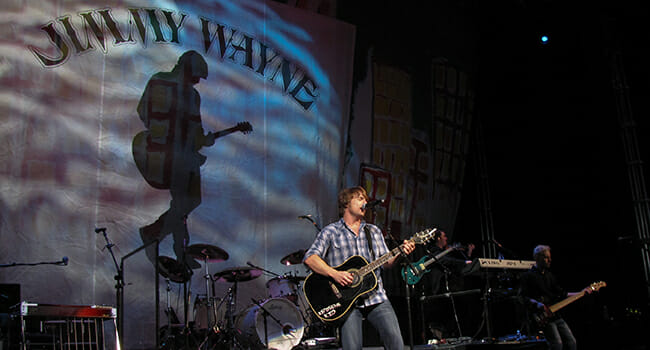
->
[362, 199, 384, 210]
[95, 227, 106, 234]
[61, 256, 69, 266]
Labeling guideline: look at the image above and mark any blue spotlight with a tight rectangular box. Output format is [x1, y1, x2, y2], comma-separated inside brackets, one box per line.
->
[540, 35, 549, 44]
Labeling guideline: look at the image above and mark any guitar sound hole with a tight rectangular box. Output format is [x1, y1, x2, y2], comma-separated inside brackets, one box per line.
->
[349, 271, 360, 287]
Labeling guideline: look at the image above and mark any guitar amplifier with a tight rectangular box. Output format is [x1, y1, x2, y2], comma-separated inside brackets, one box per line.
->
[7, 302, 119, 350]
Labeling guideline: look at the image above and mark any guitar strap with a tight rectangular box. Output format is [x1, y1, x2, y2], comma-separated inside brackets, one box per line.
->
[363, 225, 375, 260]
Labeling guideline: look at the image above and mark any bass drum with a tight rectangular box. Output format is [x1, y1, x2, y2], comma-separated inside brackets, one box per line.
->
[235, 298, 304, 350]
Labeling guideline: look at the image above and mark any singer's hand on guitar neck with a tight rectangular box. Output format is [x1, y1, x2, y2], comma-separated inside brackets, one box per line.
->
[401, 240, 416, 255]
[387, 240, 416, 267]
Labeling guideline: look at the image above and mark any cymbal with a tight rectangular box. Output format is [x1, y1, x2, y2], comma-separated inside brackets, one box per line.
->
[185, 243, 229, 262]
[157, 256, 191, 283]
[213, 267, 262, 283]
[280, 249, 305, 266]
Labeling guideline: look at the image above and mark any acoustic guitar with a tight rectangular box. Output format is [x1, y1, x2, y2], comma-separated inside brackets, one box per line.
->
[302, 228, 436, 324]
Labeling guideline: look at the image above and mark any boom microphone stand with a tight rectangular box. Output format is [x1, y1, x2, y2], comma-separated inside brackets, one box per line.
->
[95, 227, 126, 341]
[299, 214, 322, 232]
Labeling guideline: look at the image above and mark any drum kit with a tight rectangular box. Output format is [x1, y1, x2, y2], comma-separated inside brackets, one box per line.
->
[156, 244, 336, 350]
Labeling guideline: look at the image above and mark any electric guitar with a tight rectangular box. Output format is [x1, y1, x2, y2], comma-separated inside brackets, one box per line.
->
[400, 245, 458, 285]
[302, 228, 437, 324]
[532, 281, 606, 328]
[132, 121, 252, 189]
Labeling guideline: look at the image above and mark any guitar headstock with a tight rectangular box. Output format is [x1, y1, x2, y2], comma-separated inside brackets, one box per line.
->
[236, 121, 253, 134]
[411, 228, 437, 245]
[589, 281, 607, 292]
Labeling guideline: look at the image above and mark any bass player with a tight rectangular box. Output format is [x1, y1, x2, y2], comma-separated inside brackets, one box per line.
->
[519, 245, 593, 350]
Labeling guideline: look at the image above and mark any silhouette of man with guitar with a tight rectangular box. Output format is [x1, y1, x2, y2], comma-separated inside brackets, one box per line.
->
[133, 50, 251, 268]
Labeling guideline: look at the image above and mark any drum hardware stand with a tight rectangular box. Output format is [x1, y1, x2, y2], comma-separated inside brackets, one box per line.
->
[195, 255, 221, 349]
[214, 280, 240, 349]
[160, 279, 182, 349]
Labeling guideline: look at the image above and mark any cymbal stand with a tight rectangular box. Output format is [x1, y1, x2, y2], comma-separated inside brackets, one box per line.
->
[220, 280, 243, 348]
[161, 279, 179, 349]
[197, 255, 219, 349]
[165, 280, 173, 330]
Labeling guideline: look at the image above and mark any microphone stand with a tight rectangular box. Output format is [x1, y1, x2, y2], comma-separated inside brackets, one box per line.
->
[96, 227, 126, 346]
[250, 298, 296, 348]
[387, 231, 415, 350]
[422, 246, 463, 341]
[299, 215, 322, 232]
[443, 265, 463, 338]
[246, 261, 282, 278]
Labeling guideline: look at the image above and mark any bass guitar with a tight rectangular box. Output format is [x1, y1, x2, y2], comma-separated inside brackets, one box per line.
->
[302, 228, 436, 324]
[532, 281, 606, 328]
[400, 245, 458, 285]
[132, 121, 252, 189]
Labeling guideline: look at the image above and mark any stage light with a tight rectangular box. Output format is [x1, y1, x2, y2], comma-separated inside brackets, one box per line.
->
[540, 35, 549, 44]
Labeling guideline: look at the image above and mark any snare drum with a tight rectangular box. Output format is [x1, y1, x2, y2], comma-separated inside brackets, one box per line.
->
[234, 298, 304, 350]
[266, 276, 299, 303]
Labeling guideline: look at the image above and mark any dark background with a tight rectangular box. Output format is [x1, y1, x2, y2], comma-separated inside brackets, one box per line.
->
[336, 0, 650, 347]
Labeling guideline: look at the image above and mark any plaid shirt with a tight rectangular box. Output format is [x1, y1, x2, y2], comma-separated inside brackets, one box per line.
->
[304, 218, 389, 307]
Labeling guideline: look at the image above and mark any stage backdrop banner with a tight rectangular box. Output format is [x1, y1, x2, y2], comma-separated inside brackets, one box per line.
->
[0, 0, 355, 347]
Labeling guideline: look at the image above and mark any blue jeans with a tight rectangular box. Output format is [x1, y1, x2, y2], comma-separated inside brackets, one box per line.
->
[340, 300, 403, 350]
[544, 318, 576, 350]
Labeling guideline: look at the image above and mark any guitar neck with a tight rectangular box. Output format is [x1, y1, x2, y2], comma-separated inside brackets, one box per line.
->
[421, 247, 456, 269]
[549, 291, 585, 313]
[358, 244, 406, 277]
[211, 126, 240, 139]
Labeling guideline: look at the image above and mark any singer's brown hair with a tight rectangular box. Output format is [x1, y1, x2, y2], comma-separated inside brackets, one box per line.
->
[338, 186, 369, 216]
